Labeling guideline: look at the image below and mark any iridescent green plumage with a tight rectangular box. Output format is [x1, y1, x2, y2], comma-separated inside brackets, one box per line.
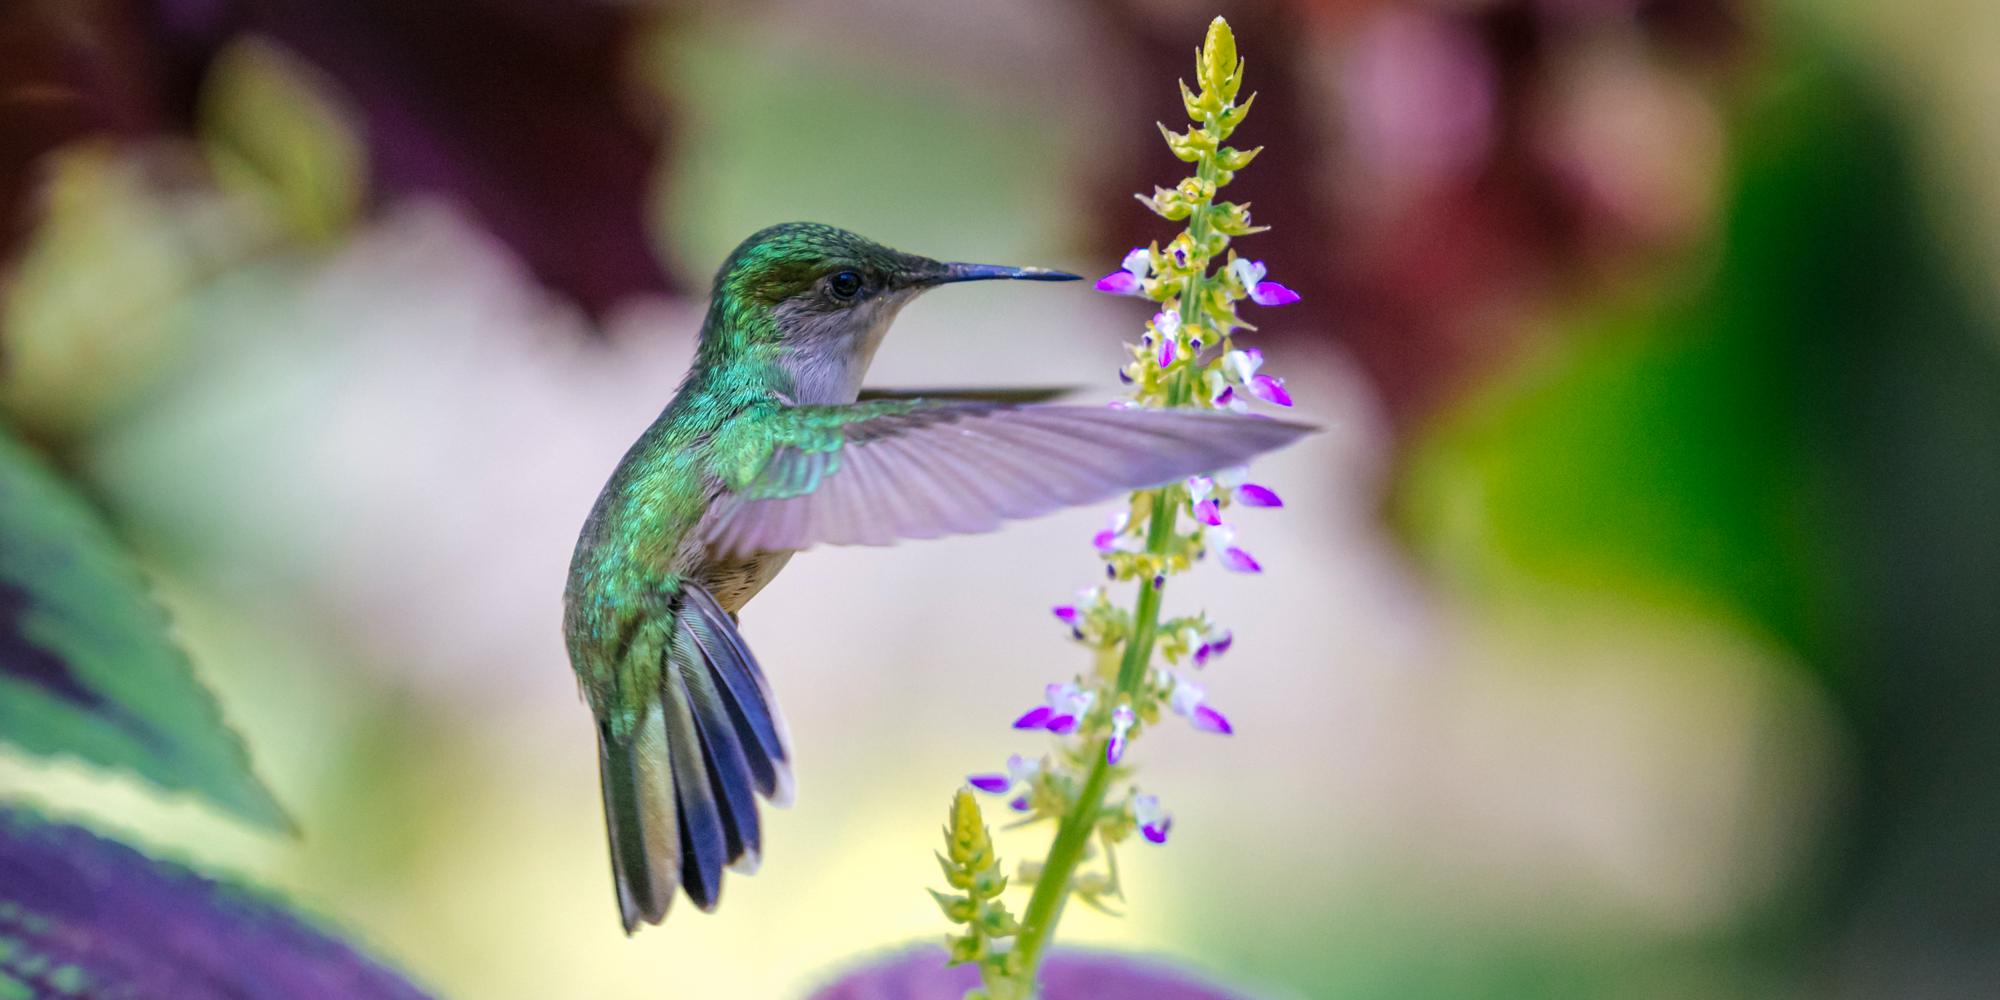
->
[561, 223, 1310, 932]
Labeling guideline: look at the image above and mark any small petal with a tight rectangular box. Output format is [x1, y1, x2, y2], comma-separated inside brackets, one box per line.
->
[1052, 604, 1079, 624]
[1093, 529, 1119, 551]
[1229, 257, 1266, 288]
[1194, 643, 1211, 668]
[1014, 706, 1054, 729]
[1006, 754, 1041, 783]
[1248, 374, 1293, 407]
[1132, 793, 1164, 826]
[1009, 795, 1032, 812]
[1120, 247, 1151, 277]
[1235, 484, 1283, 507]
[1223, 348, 1262, 383]
[1106, 733, 1127, 765]
[1045, 714, 1078, 735]
[1158, 333, 1176, 369]
[1186, 475, 1214, 498]
[1170, 680, 1207, 718]
[1094, 271, 1143, 296]
[1250, 281, 1301, 306]
[1220, 546, 1263, 573]
[1193, 499, 1223, 526]
[968, 774, 1011, 794]
[1208, 630, 1233, 656]
[1191, 705, 1234, 735]
[1212, 385, 1237, 408]
[1141, 819, 1173, 844]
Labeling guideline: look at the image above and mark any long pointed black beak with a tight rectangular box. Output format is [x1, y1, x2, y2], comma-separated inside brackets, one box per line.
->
[932, 262, 1081, 284]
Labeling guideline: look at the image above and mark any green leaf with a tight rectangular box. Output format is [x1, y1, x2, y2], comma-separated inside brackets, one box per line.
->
[0, 428, 289, 829]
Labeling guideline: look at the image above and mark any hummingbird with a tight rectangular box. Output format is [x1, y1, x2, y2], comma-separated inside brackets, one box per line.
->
[563, 222, 1311, 932]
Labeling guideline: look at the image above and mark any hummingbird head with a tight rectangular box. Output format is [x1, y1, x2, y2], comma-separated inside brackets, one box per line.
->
[705, 223, 1078, 403]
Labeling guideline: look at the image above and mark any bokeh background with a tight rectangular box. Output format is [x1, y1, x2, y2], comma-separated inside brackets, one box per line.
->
[4, 0, 1998, 997]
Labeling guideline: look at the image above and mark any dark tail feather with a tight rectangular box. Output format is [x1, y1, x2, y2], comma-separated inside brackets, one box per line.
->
[600, 580, 793, 928]
[598, 704, 677, 933]
[680, 584, 794, 804]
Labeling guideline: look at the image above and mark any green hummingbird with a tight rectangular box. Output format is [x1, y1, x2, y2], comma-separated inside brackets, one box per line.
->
[563, 222, 1311, 932]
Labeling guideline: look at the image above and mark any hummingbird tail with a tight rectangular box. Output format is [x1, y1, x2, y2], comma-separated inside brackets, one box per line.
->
[598, 581, 793, 932]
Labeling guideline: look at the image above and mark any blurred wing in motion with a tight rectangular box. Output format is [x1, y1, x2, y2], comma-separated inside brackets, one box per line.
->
[857, 386, 1078, 404]
[703, 402, 1313, 557]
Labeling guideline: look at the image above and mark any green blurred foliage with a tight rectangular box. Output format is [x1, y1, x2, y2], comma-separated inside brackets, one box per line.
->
[0, 426, 288, 830]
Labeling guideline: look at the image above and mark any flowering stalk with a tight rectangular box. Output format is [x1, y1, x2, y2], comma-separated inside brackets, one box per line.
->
[936, 16, 1298, 996]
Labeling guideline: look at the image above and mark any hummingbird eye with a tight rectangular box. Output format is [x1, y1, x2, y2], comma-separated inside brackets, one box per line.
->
[827, 270, 864, 301]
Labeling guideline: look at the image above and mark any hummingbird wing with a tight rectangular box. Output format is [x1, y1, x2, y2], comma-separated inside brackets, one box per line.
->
[857, 386, 1079, 404]
[702, 402, 1313, 558]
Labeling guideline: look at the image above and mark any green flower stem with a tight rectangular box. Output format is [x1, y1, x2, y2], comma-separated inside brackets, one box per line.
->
[1016, 486, 1180, 977]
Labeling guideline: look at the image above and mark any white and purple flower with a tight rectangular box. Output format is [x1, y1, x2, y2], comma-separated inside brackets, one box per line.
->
[1015, 682, 1096, 735]
[968, 753, 1043, 798]
[1221, 347, 1293, 408]
[1229, 258, 1301, 306]
[1106, 705, 1137, 765]
[1170, 678, 1235, 735]
[1094, 247, 1153, 296]
[1133, 793, 1173, 845]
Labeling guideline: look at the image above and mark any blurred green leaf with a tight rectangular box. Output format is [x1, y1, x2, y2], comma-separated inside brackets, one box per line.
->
[0, 804, 427, 998]
[200, 36, 366, 245]
[0, 428, 289, 830]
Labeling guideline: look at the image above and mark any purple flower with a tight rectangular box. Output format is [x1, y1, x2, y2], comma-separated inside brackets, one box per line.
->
[1094, 510, 1132, 553]
[1249, 282, 1300, 306]
[967, 773, 1011, 794]
[1133, 793, 1172, 845]
[1192, 499, 1223, 526]
[1171, 678, 1235, 735]
[1230, 258, 1300, 306]
[1017, 683, 1094, 735]
[1052, 604, 1079, 625]
[1219, 546, 1262, 573]
[1248, 374, 1292, 407]
[1009, 794, 1031, 812]
[1095, 271, 1142, 295]
[1093, 247, 1152, 296]
[1106, 705, 1136, 765]
[1235, 483, 1282, 507]
[1013, 706, 1054, 730]
[1192, 627, 1233, 667]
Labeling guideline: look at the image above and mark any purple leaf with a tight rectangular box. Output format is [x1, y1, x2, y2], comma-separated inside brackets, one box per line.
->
[808, 945, 1249, 1000]
[0, 806, 430, 999]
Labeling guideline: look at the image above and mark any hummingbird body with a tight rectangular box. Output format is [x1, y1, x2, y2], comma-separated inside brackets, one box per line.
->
[563, 223, 1310, 932]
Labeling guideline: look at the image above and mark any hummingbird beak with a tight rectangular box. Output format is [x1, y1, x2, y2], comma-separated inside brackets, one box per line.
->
[927, 262, 1082, 285]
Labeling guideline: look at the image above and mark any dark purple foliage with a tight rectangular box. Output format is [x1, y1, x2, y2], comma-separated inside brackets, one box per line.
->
[0, 807, 430, 1000]
[0, 0, 675, 317]
[808, 945, 1250, 1000]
